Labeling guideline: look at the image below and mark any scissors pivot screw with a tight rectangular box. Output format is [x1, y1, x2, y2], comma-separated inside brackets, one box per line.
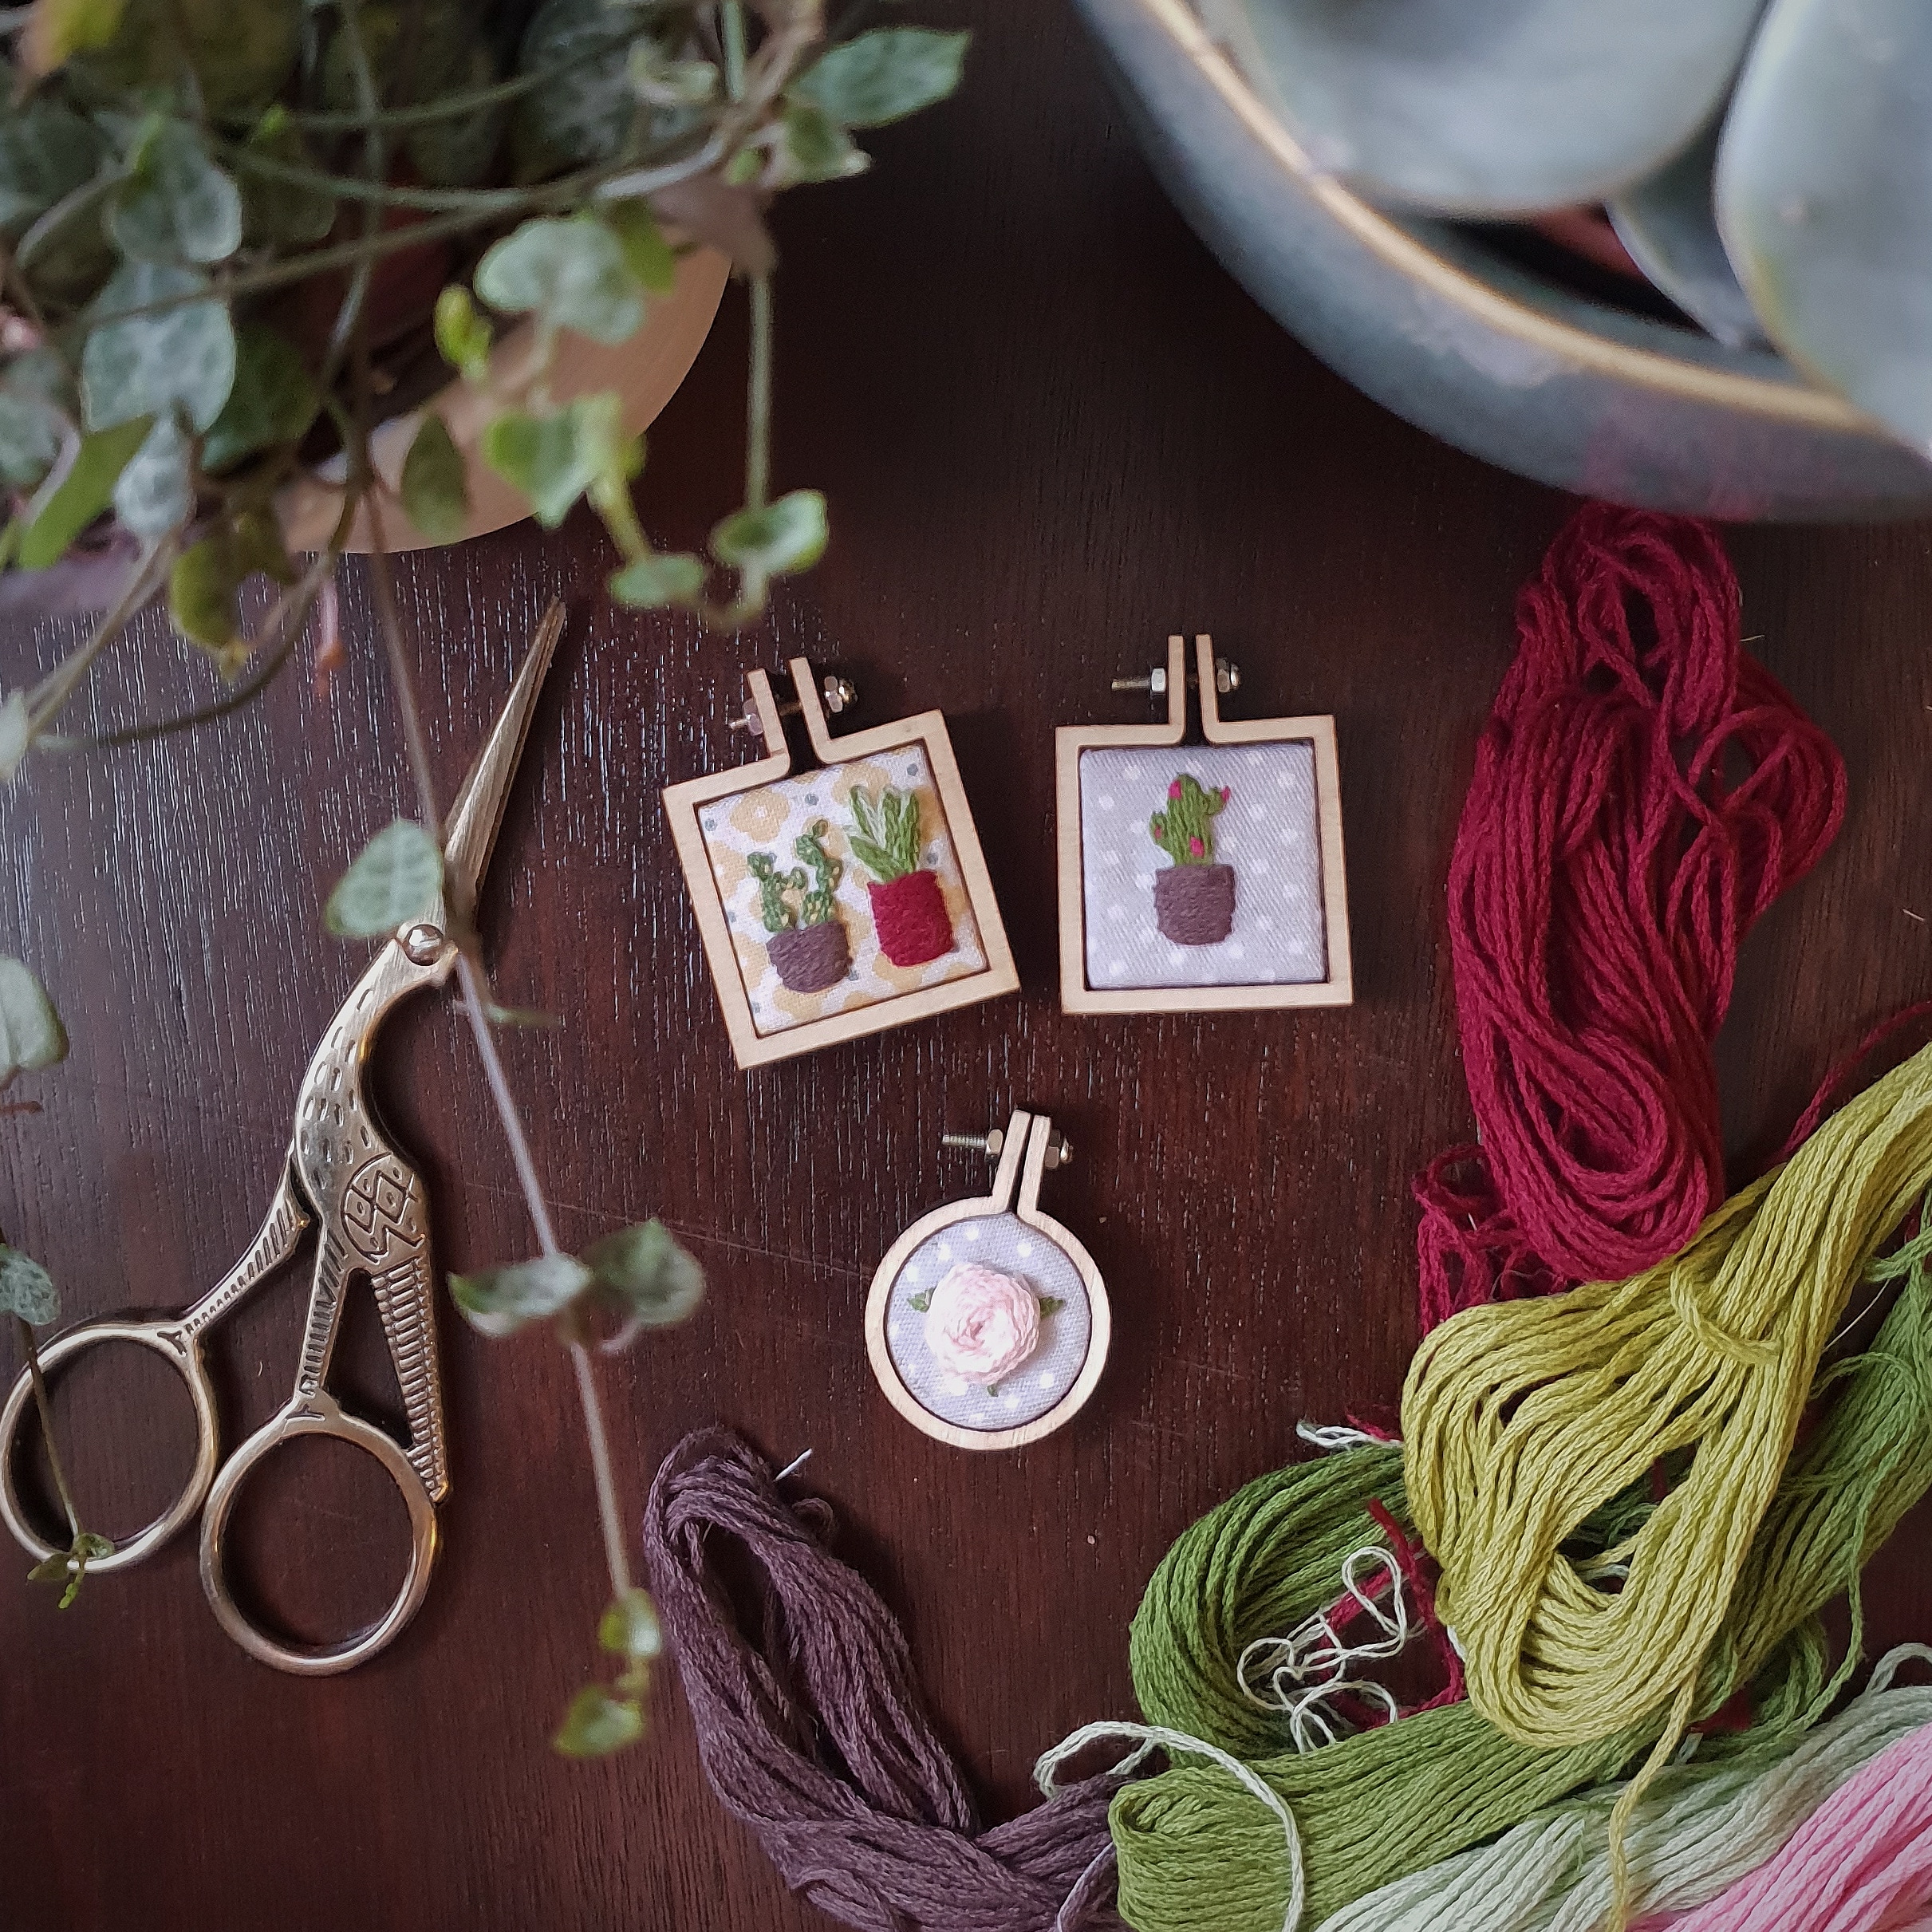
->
[401, 922, 446, 965]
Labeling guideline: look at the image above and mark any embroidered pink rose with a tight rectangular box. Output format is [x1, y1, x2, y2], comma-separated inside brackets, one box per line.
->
[923, 1263, 1042, 1385]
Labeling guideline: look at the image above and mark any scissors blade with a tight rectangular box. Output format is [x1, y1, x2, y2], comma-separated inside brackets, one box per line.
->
[440, 600, 566, 921]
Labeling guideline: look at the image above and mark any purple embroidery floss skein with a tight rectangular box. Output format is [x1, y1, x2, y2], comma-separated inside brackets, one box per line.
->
[643, 1429, 1125, 1932]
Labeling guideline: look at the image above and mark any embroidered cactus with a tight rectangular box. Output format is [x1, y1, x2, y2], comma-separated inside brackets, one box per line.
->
[1149, 775, 1231, 865]
[747, 851, 808, 932]
[794, 821, 840, 925]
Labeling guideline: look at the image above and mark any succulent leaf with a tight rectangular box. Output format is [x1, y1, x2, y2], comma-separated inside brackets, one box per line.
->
[1717, 0, 1932, 452]
[1207, 0, 1770, 215]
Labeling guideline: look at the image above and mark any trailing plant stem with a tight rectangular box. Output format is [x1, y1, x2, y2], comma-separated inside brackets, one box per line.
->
[12, 1315, 78, 1542]
[747, 274, 771, 515]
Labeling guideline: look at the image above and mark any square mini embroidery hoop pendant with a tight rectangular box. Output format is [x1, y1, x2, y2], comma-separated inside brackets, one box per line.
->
[1055, 632, 1353, 1015]
[865, 1110, 1110, 1451]
[663, 657, 1019, 1069]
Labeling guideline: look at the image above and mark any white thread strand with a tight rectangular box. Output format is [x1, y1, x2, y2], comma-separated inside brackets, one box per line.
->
[1036, 1721, 1306, 1932]
[1296, 1421, 1401, 1454]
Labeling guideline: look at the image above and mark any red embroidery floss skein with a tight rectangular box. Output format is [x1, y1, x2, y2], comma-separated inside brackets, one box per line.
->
[1415, 504, 1845, 1331]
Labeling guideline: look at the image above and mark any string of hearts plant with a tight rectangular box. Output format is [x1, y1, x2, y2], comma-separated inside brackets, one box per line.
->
[0, 0, 969, 1757]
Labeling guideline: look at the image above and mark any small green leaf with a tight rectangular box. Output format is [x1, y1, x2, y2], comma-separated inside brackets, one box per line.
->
[582, 1220, 703, 1346]
[400, 414, 469, 543]
[168, 532, 240, 654]
[711, 490, 829, 578]
[231, 504, 295, 586]
[112, 412, 193, 539]
[325, 819, 444, 939]
[515, 0, 644, 174]
[627, 41, 717, 108]
[81, 259, 236, 435]
[791, 27, 969, 128]
[29, 1528, 112, 1607]
[775, 101, 869, 185]
[608, 549, 704, 609]
[482, 394, 630, 530]
[200, 323, 317, 472]
[908, 1289, 932, 1312]
[449, 1252, 594, 1339]
[475, 214, 644, 345]
[554, 1683, 644, 1758]
[108, 117, 242, 266]
[18, 416, 153, 570]
[597, 1587, 663, 1662]
[1038, 1296, 1065, 1318]
[0, 355, 70, 490]
[600, 200, 676, 295]
[235, 108, 336, 247]
[434, 286, 492, 381]
[0, 693, 30, 783]
[0, 1246, 58, 1323]
[0, 101, 106, 235]
[21, 0, 125, 77]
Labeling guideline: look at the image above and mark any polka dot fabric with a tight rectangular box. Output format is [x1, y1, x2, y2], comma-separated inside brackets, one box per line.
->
[1078, 742, 1327, 989]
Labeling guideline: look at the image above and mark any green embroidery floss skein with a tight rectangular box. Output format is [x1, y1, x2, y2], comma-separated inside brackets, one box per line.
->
[1107, 1194, 1932, 1932]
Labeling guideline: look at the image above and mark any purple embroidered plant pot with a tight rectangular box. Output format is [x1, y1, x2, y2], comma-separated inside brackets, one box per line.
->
[1153, 863, 1236, 945]
[767, 921, 851, 993]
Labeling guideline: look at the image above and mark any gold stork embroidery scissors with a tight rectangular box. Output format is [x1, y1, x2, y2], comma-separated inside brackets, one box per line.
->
[0, 603, 562, 1677]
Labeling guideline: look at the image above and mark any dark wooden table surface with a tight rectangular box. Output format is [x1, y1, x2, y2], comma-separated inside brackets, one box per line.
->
[5, 6, 1931, 1928]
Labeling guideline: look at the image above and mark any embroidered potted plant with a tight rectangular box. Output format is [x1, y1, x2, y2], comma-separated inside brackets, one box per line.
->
[1149, 774, 1234, 945]
[748, 820, 848, 992]
[846, 786, 951, 968]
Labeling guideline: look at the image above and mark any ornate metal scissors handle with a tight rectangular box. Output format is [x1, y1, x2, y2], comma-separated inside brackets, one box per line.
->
[0, 604, 563, 1674]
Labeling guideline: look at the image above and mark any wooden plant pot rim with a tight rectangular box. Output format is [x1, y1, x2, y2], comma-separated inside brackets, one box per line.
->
[277, 245, 731, 555]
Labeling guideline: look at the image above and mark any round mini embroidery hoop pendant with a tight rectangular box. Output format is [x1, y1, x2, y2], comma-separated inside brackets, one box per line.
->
[865, 1110, 1110, 1451]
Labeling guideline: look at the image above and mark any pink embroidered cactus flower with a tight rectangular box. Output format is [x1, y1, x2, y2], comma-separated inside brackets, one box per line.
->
[1188, 836, 1205, 857]
[923, 1263, 1042, 1385]
[1218, 787, 1232, 803]
[1168, 779, 1183, 799]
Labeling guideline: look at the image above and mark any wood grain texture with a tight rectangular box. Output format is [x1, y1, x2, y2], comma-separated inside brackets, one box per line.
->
[3, 3, 1930, 1926]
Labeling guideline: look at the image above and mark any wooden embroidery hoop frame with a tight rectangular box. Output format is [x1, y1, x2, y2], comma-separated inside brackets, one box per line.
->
[1055, 632, 1353, 1014]
[662, 656, 1020, 1069]
[865, 1111, 1110, 1451]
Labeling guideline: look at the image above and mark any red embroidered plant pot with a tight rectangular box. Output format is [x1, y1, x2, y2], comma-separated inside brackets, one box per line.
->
[1153, 863, 1236, 945]
[767, 921, 851, 994]
[869, 869, 952, 967]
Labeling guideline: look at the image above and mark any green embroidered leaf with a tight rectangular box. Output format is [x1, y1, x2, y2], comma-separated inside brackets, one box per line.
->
[324, 819, 444, 939]
[908, 1289, 932, 1313]
[81, 259, 236, 434]
[200, 323, 317, 472]
[482, 394, 630, 529]
[710, 489, 828, 578]
[434, 286, 493, 381]
[608, 549, 704, 609]
[1038, 1296, 1065, 1318]
[235, 109, 336, 247]
[597, 1587, 663, 1662]
[791, 27, 970, 129]
[108, 117, 242, 266]
[0, 1245, 58, 1324]
[774, 101, 869, 185]
[582, 1219, 704, 1348]
[475, 214, 644, 345]
[111, 412, 193, 539]
[0, 100, 108, 238]
[554, 1683, 644, 1758]
[450, 1252, 593, 1339]
[168, 533, 241, 655]
[601, 199, 677, 295]
[0, 692, 31, 783]
[17, 416, 152, 570]
[400, 413, 469, 543]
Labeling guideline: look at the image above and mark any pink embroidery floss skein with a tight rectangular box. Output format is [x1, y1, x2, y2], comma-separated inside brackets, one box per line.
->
[1416, 503, 1845, 1331]
[1645, 1709, 1932, 1932]
[643, 1429, 1123, 1932]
